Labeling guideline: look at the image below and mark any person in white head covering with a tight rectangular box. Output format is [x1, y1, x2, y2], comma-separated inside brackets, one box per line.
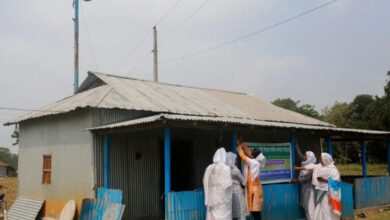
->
[294, 142, 317, 220]
[298, 153, 340, 220]
[226, 152, 248, 220]
[236, 138, 266, 220]
[203, 148, 233, 220]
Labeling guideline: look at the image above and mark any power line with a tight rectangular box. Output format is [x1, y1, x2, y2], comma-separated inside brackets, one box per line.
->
[129, 52, 152, 74]
[161, 0, 339, 64]
[80, 2, 99, 70]
[113, 30, 153, 73]
[155, 0, 182, 26]
[161, 0, 211, 46]
[0, 107, 64, 113]
[114, 0, 182, 73]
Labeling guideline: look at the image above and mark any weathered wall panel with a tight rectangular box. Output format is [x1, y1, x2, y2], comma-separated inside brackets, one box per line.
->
[18, 110, 95, 218]
[354, 176, 390, 209]
[108, 131, 163, 219]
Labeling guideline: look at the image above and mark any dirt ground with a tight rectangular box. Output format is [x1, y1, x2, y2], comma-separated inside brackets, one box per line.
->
[0, 177, 17, 210]
[355, 206, 390, 220]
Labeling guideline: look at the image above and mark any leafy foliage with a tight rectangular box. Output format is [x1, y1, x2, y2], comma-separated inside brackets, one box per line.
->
[0, 147, 18, 169]
[273, 72, 390, 164]
[272, 98, 321, 119]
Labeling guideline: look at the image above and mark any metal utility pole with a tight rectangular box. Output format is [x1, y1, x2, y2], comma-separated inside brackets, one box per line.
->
[152, 26, 158, 82]
[73, 0, 80, 93]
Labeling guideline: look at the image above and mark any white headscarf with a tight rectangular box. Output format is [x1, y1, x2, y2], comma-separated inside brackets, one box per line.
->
[299, 151, 317, 178]
[311, 153, 340, 191]
[226, 152, 237, 168]
[213, 148, 227, 164]
[301, 151, 317, 166]
[321, 152, 334, 166]
[203, 148, 232, 206]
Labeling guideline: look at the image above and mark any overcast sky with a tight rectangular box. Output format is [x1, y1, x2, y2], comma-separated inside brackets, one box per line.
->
[1, 0, 389, 153]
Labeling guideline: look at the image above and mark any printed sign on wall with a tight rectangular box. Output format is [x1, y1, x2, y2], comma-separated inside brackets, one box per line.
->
[246, 142, 292, 184]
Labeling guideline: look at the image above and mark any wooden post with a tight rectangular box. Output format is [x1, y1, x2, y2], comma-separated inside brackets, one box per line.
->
[360, 138, 367, 178]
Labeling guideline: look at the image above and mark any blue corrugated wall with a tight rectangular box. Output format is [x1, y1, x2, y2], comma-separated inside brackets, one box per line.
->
[167, 182, 357, 220]
[167, 189, 206, 220]
[262, 184, 303, 220]
[341, 182, 354, 219]
[354, 176, 390, 209]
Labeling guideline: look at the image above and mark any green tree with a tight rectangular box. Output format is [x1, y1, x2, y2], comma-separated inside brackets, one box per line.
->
[272, 98, 321, 119]
[322, 102, 350, 127]
[0, 147, 18, 169]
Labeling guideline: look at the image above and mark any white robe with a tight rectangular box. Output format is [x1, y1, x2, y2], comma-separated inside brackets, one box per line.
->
[203, 148, 233, 220]
[307, 153, 340, 220]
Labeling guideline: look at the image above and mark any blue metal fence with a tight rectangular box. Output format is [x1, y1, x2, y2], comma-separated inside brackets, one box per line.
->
[167, 189, 206, 220]
[167, 182, 357, 220]
[354, 176, 390, 209]
[340, 182, 354, 219]
[262, 183, 303, 220]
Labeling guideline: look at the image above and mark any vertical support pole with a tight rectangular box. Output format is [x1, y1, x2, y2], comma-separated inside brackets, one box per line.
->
[360, 138, 367, 178]
[290, 134, 296, 179]
[326, 135, 333, 156]
[232, 131, 238, 153]
[73, 0, 79, 93]
[387, 139, 390, 176]
[103, 135, 110, 188]
[153, 26, 158, 82]
[164, 127, 171, 219]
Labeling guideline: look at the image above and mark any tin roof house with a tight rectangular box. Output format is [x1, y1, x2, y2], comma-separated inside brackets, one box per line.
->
[5, 72, 390, 219]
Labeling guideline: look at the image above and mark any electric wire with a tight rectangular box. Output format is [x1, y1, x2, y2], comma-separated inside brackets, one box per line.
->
[80, 2, 99, 70]
[160, 0, 338, 64]
[160, 0, 211, 46]
[114, 0, 182, 73]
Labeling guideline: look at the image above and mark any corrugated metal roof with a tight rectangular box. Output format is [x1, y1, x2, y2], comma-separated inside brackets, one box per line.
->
[87, 113, 390, 135]
[6, 71, 333, 127]
[8, 196, 44, 220]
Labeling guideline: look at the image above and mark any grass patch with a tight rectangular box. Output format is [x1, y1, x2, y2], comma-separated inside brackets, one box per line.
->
[337, 163, 388, 176]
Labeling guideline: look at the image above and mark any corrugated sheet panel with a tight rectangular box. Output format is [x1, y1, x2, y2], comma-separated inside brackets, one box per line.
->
[354, 176, 390, 209]
[92, 108, 150, 127]
[94, 134, 104, 190]
[341, 182, 354, 219]
[167, 190, 206, 220]
[88, 113, 390, 136]
[80, 199, 125, 220]
[108, 132, 163, 219]
[262, 184, 304, 220]
[92, 109, 151, 189]
[8, 196, 44, 220]
[6, 71, 333, 128]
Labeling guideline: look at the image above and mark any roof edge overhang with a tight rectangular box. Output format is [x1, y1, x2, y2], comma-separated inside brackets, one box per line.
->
[86, 113, 390, 139]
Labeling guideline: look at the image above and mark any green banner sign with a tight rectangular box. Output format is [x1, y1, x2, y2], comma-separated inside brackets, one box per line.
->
[245, 142, 292, 184]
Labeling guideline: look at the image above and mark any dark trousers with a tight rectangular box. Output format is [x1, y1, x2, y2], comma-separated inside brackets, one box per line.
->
[251, 211, 262, 220]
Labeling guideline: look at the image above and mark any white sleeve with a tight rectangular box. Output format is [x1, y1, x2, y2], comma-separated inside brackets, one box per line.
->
[304, 163, 316, 170]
